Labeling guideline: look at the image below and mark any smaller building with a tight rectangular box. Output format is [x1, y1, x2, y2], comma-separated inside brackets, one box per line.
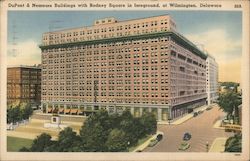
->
[7, 65, 41, 107]
[206, 55, 219, 105]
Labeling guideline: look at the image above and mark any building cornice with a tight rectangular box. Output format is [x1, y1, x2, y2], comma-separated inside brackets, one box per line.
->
[39, 31, 207, 59]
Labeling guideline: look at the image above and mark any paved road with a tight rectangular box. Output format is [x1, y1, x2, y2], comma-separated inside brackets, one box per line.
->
[144, 105, 233, 152]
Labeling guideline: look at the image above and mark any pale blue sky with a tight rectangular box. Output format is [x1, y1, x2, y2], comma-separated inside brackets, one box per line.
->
[7, 11, 242, 82]
[8, 11, 242, 43]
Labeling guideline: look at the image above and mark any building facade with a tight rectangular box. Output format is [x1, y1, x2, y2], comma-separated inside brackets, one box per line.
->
[7, 66, 41, 107]
[40, 15, 207, 121]
[206, 55, 219, 105]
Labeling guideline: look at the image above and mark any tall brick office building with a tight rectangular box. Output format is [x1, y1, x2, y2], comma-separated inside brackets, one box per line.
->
[7, 66, 41, 107]
[40, 15, 207, 121]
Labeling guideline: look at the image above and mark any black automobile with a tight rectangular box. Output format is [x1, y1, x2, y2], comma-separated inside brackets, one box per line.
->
[193, 112, 198, 117]
[198, 111, 203, 114]
[183, 132, 192, 141]
[156, 134, 163, 141]
[206, 106, 212, 111]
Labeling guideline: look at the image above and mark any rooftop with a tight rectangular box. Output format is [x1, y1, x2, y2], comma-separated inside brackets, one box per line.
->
[7, 65, 42, 69]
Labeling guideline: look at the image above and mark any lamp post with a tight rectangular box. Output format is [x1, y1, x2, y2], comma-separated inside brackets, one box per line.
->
[168, 110, 172, 125]
[206, 141, 209, 152]
[127, 141, 130, 151]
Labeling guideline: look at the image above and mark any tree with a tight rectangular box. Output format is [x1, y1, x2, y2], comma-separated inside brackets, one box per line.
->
[55, 127, 82, 152]
[218, 91, 241, 124]
[225, 134, 242, 152]
[140, 112, 157, 135]
[21, 104, 33, 120]
[19, 147, 30, 152]
[7, 107, 21, 123]
[105, 128, 129, 152]
[7, 102, 33, 124]
[80, 122, 108, 151]
[30, 133, 54, 152]
[119, 112, 142, 146]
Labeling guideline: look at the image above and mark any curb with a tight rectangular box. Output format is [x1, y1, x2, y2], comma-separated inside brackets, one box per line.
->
[132, 131, 163, 152]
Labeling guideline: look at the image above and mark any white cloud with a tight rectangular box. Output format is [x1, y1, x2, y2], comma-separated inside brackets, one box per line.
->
[7, 40, 41, 66]
[186, 29, 242, 83]
[185, 29, 241, 61]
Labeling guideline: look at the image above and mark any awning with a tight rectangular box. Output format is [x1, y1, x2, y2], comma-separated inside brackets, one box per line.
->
[59, 108, 64, 113]
[53, 108, 58, 113]
[47, 108, 52, 113]
[71, 109, 78, 114]
[65, 109, 71, 113]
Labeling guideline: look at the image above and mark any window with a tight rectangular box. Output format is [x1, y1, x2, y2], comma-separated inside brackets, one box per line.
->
[180, 66, 185, 72]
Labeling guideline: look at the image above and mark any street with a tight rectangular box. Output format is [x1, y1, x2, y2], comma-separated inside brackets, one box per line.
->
[144, 105, 233, 152]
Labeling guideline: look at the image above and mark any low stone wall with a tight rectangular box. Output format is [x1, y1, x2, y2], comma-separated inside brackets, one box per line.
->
[31, 113, 85, 123]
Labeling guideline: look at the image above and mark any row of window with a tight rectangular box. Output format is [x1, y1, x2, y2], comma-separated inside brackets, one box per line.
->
[42, 37, 170, 53]
[43, 18, 171, 41]
[42, 97, 170, 105]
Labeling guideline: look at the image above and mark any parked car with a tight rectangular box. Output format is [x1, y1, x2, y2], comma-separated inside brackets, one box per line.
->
[178, 142, 190, 151]
[183, 132, 192, 141]
[206, 106, 212, 111]
[156, 134, 163, 141]
[193, 112, 198, 117]
[148, 139, 158, 147]
[197, 111, 203, 114]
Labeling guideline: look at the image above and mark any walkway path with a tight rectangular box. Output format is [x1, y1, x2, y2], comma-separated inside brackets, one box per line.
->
[209, 137, 227, 152]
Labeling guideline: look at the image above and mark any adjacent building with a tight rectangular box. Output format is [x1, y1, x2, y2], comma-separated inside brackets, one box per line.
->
[206, 55, 219, 105]
[7, 66, 41, 107]
[39, 15, 207, 121]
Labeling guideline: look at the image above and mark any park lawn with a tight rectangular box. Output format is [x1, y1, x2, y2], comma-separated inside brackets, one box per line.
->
[7, 136, 33, 152]
[128, 135, 151, 152]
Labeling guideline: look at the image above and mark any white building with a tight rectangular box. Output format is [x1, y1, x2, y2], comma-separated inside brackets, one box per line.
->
[206, 54, 219, 105]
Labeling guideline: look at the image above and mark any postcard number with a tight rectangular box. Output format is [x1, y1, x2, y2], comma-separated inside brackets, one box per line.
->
[234, 4, 242, 8]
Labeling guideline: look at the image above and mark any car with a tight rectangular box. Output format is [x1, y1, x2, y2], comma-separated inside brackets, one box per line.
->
[156, 134, 163, 141]
[206, 106, 212, 111]
[148, 139, 158, 147]
[178, 142, 190, 151]
[193, 112, 198, 117]
[197, 111, 203, 114]
[183, 132, 192, 141]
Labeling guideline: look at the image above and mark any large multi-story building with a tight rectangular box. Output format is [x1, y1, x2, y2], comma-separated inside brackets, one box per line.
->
[39, 15, 207, 121]
[7, 66, 41, 107]
[206, 55, 218, 105]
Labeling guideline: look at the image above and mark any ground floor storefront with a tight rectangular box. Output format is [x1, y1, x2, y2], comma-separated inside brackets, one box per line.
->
[42, 98, 206, 121]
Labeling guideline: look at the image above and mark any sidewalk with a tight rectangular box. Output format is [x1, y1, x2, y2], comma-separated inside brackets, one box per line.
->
[158, 105, 208, 125]
[7, 131, 58, 140]
[213, 120, 226, 129]
[132, 131, 163, 152]
[209, 137, 227, 152]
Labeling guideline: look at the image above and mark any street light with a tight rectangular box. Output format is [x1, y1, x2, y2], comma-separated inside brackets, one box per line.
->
[206, 141, 209, 152]
[168, 110, 172, 125]
[127, 141, 130, 151]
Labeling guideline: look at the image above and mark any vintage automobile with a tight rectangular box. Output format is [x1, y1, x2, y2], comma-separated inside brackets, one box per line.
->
[178, 142, 190, 151]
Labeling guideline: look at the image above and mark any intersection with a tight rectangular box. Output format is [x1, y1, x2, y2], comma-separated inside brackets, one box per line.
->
[144, 105, 233, 152]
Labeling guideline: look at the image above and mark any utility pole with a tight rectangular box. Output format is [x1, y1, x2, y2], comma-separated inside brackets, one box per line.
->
[94, 80, 99, 110]
[206, 141, 209, 152]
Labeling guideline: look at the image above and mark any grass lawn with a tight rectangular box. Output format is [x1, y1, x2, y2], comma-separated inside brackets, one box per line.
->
[128, 135, 152, 152]
[7, 136, 33, 152]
